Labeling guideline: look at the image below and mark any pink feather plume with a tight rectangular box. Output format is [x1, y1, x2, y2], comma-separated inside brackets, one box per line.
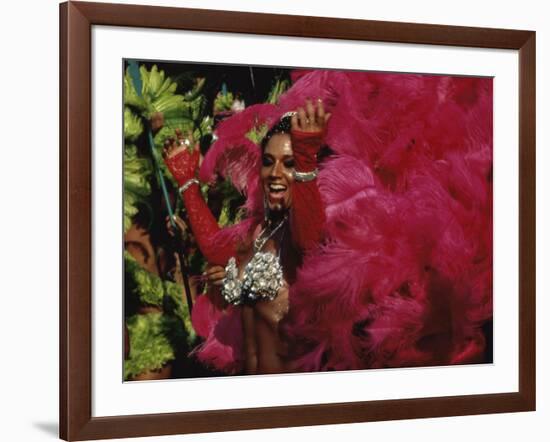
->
[192, 69, 493, 373]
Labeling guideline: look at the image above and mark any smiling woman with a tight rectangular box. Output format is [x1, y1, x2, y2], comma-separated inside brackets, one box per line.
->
[163, 100, 331, 374]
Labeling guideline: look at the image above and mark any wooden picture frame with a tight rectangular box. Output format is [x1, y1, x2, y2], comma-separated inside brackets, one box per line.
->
[60, 1, 536, 440]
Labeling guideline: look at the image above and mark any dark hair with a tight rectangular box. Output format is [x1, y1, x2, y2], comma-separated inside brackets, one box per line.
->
[261, 115, 293, 151]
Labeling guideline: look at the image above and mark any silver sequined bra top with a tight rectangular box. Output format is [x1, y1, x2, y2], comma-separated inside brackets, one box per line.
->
[221, 219, 287, 305]
[221, 252, 284, 305]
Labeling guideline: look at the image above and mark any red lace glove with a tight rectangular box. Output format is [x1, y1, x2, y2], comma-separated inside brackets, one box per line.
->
[164, 149, 235, 266]
[164, 147, 200, 186]
[291, 128, 325, 172]
[289, 129, 326, 252]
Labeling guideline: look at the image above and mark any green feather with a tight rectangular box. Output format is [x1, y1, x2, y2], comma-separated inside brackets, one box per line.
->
[124, 313, 176, 379]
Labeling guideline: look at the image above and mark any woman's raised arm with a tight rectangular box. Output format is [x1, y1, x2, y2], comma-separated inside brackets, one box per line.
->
[163, 131, 235, 266]
[289, 99, 330, 252]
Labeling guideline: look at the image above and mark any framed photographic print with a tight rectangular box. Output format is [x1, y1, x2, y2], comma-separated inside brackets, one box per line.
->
[60, 1, 535, 440]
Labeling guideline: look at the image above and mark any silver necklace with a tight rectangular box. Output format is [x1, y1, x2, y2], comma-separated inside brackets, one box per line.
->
[253, 215, 287, 253]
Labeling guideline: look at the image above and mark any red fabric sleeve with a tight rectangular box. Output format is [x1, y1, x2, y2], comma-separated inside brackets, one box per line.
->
[180, 186, 235, 266]
[289, 129, 326, 252]
[165, 152, 235, 266]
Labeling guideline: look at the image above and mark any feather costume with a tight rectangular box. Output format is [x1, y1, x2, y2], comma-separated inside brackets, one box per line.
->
[188, 69, 493, 373]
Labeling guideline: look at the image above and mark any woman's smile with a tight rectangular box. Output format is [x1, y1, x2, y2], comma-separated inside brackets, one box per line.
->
[266, 182, 288, 204]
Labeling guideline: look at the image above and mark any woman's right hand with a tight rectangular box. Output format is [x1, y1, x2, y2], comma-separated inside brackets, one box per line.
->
[162, 129, 201, 185]
[204, 264, 226, 287]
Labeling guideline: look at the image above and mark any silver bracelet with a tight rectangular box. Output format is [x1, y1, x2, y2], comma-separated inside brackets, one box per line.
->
[292, 168, 318, 182]
[178, 178, 199, 194]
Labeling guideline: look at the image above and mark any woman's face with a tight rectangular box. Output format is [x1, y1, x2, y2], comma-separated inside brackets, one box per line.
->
[261, 133, 295, 213]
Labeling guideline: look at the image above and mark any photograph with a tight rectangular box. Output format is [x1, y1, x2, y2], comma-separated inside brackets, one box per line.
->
[58, 2, 536, 439]
[123, 60, 494, 381]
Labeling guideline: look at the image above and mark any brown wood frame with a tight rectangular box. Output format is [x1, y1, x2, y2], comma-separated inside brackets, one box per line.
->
[59, 1, 536, 440]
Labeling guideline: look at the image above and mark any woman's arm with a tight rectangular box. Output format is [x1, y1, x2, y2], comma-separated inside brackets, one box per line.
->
[164, 132, 235, 266]
[289, 100, 330, 252]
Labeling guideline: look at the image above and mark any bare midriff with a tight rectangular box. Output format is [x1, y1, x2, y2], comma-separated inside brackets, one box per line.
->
[237, 228, 290, 375]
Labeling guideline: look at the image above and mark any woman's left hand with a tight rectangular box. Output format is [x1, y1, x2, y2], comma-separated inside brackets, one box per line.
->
[291, 98, 331, 134]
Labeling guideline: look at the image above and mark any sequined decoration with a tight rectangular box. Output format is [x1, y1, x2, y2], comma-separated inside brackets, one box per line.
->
[221, 253, 284, 305]
[241, 252, 284, 303]
[221, 257, 242, 305]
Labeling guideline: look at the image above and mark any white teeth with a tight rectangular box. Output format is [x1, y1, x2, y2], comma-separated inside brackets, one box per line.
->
[269, 184, 286, 191]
